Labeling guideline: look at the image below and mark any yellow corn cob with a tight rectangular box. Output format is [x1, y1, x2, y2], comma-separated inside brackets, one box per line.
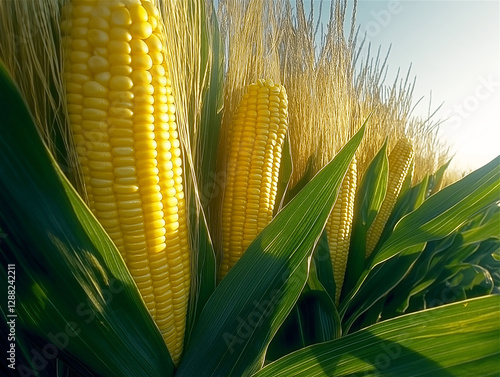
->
[365, 138, 414, 257]
[219, 79, 288, 279]
[325, 157, 357, 305]
[61, 0, 189, 364]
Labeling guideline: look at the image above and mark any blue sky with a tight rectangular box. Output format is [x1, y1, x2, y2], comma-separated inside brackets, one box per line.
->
[338, 0, 500, 171]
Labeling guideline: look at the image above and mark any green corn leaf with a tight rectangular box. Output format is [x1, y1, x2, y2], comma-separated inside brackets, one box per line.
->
[428, 157, 452, 195]
[267, 289, 339, 361]
[185, 210, 216, 348]
[198, 0, 224, 200]
[343, 139, 388, 296]
[376, 156, 499, 265]
[341, 156, 500, 331]
[343, 244, 425, 332]
[312, 231, 336, 303]
[378, 235, 460, 318]
[265, 304, 306, 362]
[357, 139, 390, 229]
[409, 174, 430, 209]
[184, 0, 221, 346]
[0, 63, 173, 376]
[252, 295, 500, 377]
[266, 231, 341, 361]
[415, 235, 500, 309]
[303, 262, 341, 341]
[461, 207, 500, 245]
[267, 257, 341, 361]
[367, 148, 416, 258]
[394, 231, 497, 316]
[465, 239, 500, 290]
[284, 155, 316, 205]
[446, 263, 494, 295]
[376, 174, 430, 253]
[176, 124, 365, 377]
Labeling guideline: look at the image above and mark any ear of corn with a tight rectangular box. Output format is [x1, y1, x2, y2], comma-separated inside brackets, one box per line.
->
[325, 157, 357, 305]
[365, 138, 414, 257]
[61, 0, 189, 364]
[219, 79, 288, 279]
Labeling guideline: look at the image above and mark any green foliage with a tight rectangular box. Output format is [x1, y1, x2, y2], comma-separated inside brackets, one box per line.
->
[340, 155, 499, 332]
[176, 124, 365, 376]
[428, 158, 452, 195]
[344, 140, 389, 295]
[253, 295, 500, 377]
[267, 244, 341, 361]
[1, 19, 499, 376]
[184, 0, 221, 346]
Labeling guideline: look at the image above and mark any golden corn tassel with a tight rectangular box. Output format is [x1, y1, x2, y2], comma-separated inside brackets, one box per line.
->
[219, 79, 288, 279]
[325, 157, 357, 305]
[61, 0, 189, 364]
[365, 138, 414, 257]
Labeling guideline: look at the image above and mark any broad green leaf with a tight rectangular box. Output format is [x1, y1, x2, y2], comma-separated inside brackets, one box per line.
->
[380, 225, 497, 321]
[356, 295, 386, 330]
[265, 305, 306, 362]
[465, 239, 500, 290]
[313, 231, 336, 303]
[384, 205, 499, 318]
[252, 295, 500, 377]
[428, 158, 452, 195]
[419, 264, 492, 310]
[56, 360, 70, 377]
[185, 210, 217, 347]
[446, 263, 494, 296]
[185, 0, 221, 345]
[409, 174, 430, 209]
[267, 257, 341, 361]
[266, 289, 339, 362]
[0, 64, 173, 376]
[415, 238, 499, 309]
[377, 174, 430, 251]
[367, 149, 417, 258]
[176, 125, 365, 377]
[266, 231, 341, 360]
[377, 156, 499, 265]
[304, 264, 341, 341]
[458, 201, 498, 232]
[342, 244, 425, 332]
[461, 208, 500, 245]
[378, 235, 459, 317]
[355, 140, 389, 230]
[198, 0, 224, 199]
[343, 140, 388, 296]
[342, 156, 500, 329]
[389, 220, 498, 318]
[284, 155, 316, 204]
